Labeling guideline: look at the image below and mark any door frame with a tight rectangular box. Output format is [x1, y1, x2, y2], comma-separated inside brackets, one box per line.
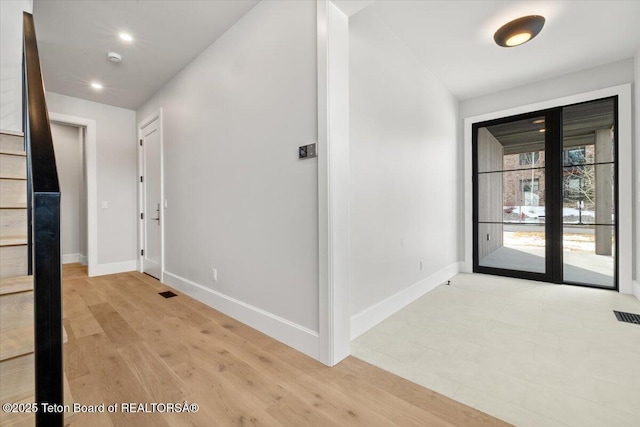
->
[472, 108, 555, 284]
[463, 84, 633, 294]
[471, 101, 618, 289]
[137, 109, 164, 282]
[48, 112, 98, 277]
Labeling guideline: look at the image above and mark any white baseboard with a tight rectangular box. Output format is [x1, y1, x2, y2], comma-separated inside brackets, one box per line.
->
[62, 253, 81, 264]
[163, 271, 320, 361]
[350, 262, 461, 340]
[90, 260, 137, 277]
[62, 253, 88, 265]
[633, 280, 640, 302]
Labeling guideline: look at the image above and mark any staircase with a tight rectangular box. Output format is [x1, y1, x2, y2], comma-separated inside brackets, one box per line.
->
[0, 132, 74, 426]
[0, 132, 32, 427]
[0, 12, 70, 426]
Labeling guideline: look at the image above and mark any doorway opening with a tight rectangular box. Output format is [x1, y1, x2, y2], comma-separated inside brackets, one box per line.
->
[472, 97, 618, 289]
[50, 122, 87, 266]
[49, 112, 97, 276]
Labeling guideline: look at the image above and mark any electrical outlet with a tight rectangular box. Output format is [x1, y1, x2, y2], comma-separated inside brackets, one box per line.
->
[212, 268, 217, 282]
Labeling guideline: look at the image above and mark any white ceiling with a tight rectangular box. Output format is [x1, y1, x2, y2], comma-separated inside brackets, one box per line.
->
[33, 1, 640, 109]
[33, 0, 259, 110]
[367, 0, 640, 100]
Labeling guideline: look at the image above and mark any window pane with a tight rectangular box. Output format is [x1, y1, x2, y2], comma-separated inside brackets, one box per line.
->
[562, 97, 616, 288]
[562, 164, 615, 225]
[477, 116, 545, 173]
[478, 223, 546, 274]
[562, 98, 615, 166]
[563, 225, 614, 287]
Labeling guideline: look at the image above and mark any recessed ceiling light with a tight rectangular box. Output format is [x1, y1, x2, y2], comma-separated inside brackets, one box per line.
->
[90, 82, 103, 90]
[494, 15, 545, 47]
[539, 129, 546, 133]
[533, 119, 545, 124]
[119, 32, 133, 43]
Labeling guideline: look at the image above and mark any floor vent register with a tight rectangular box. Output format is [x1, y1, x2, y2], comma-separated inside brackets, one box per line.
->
[613, 310, 640, 325]
[159, 290, 178, 299]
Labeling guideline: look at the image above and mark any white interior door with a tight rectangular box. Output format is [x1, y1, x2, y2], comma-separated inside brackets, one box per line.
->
[141, 118, 161, 279]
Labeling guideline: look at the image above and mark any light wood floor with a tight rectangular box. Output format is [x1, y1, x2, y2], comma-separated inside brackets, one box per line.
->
[62, 264, 510, 426]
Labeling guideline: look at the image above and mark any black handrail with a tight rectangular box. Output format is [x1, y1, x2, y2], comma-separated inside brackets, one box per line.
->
[23, 12, 64, 427]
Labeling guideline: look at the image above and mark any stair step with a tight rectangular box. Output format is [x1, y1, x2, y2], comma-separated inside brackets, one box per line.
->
[0, 373, 75, 426]
[0, 237, 28, 247]
[0, 352, 33, 402]
[0, 153, 27, 179]
[0, 326, 33, 362]
[0, 132, 24, 153]
[0, 246, 28, 279]
[0, 290, 33, 328]
[0, 209, 27, 242]
[0, 150, 26, 157]
[1, 325, 68, 362]
[0, 179, 27, 208]
[0, 276, 33, 296]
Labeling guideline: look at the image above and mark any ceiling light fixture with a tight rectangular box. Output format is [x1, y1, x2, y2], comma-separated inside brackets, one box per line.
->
[119, 32, 133, 43]
[494, 15, 545, 47]
[539, 129, 546, 133]
[533, 119, 545, 124]
[90, 82, 104, 90]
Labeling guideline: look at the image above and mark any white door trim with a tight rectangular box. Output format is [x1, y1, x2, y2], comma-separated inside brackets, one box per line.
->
[48, 112, 98, 277]
[137, 109, 164, 282]
[462, 84, 633, 294]
[317, 0, 350, 366]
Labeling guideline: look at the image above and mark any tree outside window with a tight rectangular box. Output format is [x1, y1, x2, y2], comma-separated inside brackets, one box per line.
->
[562, 146, 594, 208]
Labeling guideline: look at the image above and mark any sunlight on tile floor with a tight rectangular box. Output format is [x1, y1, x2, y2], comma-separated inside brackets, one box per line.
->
[351, 273, 640, 427]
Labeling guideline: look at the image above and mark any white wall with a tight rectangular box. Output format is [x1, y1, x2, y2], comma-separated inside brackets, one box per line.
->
[51, 122, 86, 263]
[349, 8, 460, 337]
[46, 92, 137, 269]
[460, 58, 634, 118]
[137, 1, 319, 337]
[0, 0, 32, 132]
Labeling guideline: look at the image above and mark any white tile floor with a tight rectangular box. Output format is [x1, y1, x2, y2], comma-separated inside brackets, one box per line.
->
[351, 273, 640, 427]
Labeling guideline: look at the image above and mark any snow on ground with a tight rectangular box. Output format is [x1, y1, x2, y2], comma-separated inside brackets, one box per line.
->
[502, 206, 613, 224]
[504, 231, 601, 252]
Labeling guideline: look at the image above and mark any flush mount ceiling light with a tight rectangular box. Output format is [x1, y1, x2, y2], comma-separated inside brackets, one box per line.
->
[90, 82, 103, 90]
[119, 32, 133, 43]
[494, 15, 545, 47]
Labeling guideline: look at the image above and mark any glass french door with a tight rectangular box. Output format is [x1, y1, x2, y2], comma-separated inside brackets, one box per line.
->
[473, 97, 618, 289]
